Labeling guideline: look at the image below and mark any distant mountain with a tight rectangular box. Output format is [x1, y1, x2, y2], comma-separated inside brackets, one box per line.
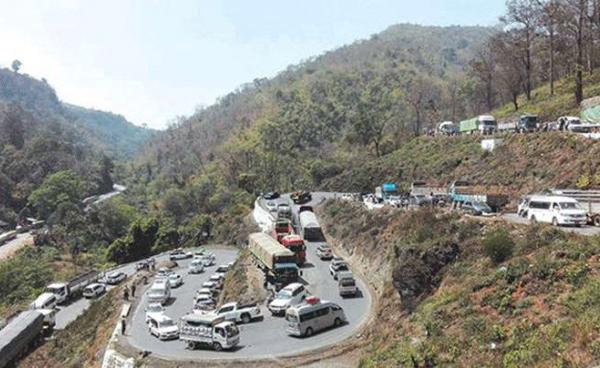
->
[0, 67, 154, 159]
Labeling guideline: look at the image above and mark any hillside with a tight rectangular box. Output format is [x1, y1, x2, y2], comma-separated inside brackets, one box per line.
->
[0, 68, 154, 159]
[126, 24, 492, 235]
[319, 202, 600, 367]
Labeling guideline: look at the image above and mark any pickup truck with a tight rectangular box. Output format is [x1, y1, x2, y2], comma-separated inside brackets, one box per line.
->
[210, 302, 262, 324]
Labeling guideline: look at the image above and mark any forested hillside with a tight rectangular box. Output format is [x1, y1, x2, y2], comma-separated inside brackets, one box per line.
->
[124, 24, 492, 239]
[0, 67, 154, 159]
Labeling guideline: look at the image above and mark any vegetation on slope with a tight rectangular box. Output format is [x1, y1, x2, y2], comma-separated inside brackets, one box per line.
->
[320, 201, 600, 367]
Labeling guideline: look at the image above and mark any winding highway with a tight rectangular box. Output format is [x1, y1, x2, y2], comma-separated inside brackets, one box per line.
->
[123, 193, 373, 360]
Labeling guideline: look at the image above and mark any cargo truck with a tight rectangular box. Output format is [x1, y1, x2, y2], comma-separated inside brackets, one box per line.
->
[0, 311, 45, 368]
[179, 313, 240, 351]
[44, 270, 100, 304]
[459, 115, 497, 135]
[249, 233, 300, 290]
[448, 181, 509, 212]
[271, 219, 293, 243]
[298, 210, 325, 242]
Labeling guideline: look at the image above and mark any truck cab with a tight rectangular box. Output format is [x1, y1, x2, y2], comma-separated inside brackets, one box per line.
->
[281, 234, 306, 266]
[518, 114, 538, 133]
[45, 283, 69, 304]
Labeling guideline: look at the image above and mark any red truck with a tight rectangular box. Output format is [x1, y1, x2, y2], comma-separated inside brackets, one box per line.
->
[280, 234, 306, 266]
[271, 219, 293, 243]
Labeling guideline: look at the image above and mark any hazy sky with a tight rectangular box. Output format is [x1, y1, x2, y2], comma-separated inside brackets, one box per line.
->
[0, 0, 505, 129]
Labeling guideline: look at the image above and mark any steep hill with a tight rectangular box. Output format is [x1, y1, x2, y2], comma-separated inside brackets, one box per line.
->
[0, 68, 154, 159]
[128, 24, 493, 232]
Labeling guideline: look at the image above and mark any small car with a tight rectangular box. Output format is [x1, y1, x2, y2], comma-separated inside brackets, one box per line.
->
[461, 201, 494, 216]
[209, 274, 224, 289]
[215, 264, 229, 274]
[316, 244, 334, 260]
[202, 280, 219, 291]
[167, 273, 184, 288]
[83, 283, 106, 298]
[169, 249, 192, 260]
[104, 271, 126, 285]
[136, 260, 149, 271]
[329, 262, 349, 280]
[156, 267, 172, 277]
[201, 253, 216, 266]
[188, 259, 205, 274]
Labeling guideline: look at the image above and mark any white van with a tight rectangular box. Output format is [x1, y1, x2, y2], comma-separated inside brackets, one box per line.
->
[30, 292, 58, 310]
[147, 279, 171, 305]
[268, 283, 308, 316]
[527, 195, 587, 226]
[285, 297, 346, 337]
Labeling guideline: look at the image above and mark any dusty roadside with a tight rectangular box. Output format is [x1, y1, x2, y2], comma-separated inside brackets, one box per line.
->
[0, 232, 33, 262]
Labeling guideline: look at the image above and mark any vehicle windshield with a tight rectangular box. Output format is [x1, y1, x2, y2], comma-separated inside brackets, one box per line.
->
[285, 313, 298, 323]
[276, 290, 293, 300]
[148, 305, 162, 312]
[482, 120, 496, 126]
[160, 319, 175, 328]
[226, 324, 239, 337]
[560, 202, 581, 210]
[289, 244, 305, 252]
[46, 286, 61, 293]
[337, 264, 349, 271]
[570, 119, 581, 125]
[474, 202, 492, 212]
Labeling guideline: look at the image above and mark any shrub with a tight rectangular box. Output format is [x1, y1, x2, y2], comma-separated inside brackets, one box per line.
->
[483, 229, 515, 264]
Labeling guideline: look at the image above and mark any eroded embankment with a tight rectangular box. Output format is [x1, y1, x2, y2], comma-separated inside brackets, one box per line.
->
[318, 199, 600, 368]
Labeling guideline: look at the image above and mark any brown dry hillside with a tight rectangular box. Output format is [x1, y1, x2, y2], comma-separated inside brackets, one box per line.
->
[318, 200, 600, 368]
[323, 133, 600, 198]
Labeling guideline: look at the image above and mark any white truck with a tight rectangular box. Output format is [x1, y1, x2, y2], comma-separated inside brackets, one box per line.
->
[210, 302, 262, 324]
[44, 270, 100, 304]
[179, 313, 240, 351]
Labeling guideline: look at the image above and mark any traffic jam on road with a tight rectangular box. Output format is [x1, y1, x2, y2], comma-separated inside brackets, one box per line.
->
[121, 192, 369, 358]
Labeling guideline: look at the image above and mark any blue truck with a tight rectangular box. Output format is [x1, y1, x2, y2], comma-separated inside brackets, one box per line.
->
[447, 181, 509, 212]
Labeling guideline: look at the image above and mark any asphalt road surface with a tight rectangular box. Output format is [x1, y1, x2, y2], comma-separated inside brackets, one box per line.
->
[125, 194, 372, 360]
[0, 232, 33, 262]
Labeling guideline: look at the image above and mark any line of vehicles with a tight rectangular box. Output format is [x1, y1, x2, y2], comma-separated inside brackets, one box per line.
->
[359, 179, 600, 228]
[0, 266, 133, 368]
[435, 113, 600, 136]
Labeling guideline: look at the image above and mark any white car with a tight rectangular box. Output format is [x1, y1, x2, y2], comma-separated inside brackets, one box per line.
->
[167, 273, 184, 288]
[156, 267, 172, 277]
[195, 287, 217, 301]
[147, 314, 179, 340]
[169, 249, 192, 260]
[268, 283, 308, 316]
[188, 259, 205, 274]
[83, 283, 106, 299]
[145, 303, 165, 323]
[329, 261, 349, 280]
[202, 280, 219, 291]
[201, 253, 216, 267]
[215, 264, 229, 274]
[209, 274, 224, 289]
[104, 271, 126, 285]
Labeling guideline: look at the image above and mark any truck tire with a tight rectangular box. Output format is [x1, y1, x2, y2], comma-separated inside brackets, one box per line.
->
[334, 317, 342, 327]
[305, 327, 313, 337]
[552, 217, 559, 227]
[594, 216, 600, 227]
[213, 342, 223, 351]
[530, 215, 537, 224]
[241, 313, 251, 324]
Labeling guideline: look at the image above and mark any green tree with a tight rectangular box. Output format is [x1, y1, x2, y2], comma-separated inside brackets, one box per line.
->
[483, 229, 515, 264]
[11, 59, 22, 73]
[28, 170, 83, 218]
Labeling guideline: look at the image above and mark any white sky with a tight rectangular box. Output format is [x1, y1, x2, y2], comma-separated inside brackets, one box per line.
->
[0, 0, 504, 129]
